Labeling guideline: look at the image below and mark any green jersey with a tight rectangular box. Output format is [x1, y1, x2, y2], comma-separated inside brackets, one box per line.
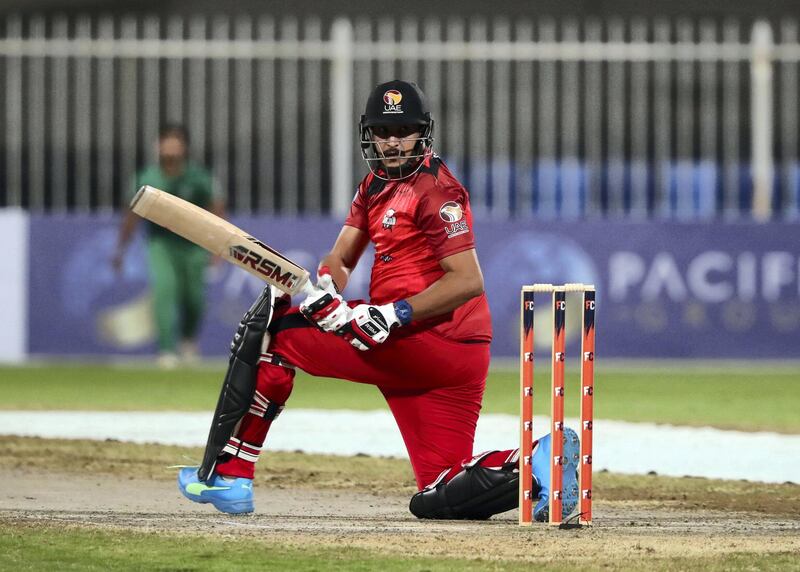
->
[134, 162, 217, 243]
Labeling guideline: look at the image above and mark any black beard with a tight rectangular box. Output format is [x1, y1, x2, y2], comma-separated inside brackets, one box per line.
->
[382, 157, 421, 179]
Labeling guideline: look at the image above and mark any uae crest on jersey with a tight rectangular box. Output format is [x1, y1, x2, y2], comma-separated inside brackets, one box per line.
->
[382, 208, 397, 230]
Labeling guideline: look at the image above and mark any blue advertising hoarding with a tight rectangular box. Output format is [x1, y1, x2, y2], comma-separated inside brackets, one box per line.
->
[28, 215, 800, 359]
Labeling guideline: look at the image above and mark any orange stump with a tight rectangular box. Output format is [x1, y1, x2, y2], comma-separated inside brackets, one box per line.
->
[519, 283, 596, 527]
[519, 287, 535, 525]
[580, 289, 596, 525]
[549, 288, 567, 525]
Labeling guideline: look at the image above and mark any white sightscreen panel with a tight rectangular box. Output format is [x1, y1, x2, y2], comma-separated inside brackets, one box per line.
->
[119, 17, 139, 204]
[584, 19, 603, 217]
[722, 20, 741, 218]
[234, 17, 254, 213]
[629, 18, 650, 219]
[399, 18, 418, 81]
[211, 16, 231, 210]
[188, 16, 208, 168]
[675, 19, 696, 219]
[654, 19, 673, 218]
[514, 21, 534, 218]
[351, 18, 374, 186]
[377, 18, 396, 81]
[302, 18, 322, 214]
[165, 16, 185, 122]
[444, 19, 466, 181]
[256, 17, 276, 212]
[780, 21, 799, 219]
[96, 15, 116, 209]
[606, 18, 626, 216]
[536, 19, 557, 218]
[28, 16, 46, 210]
[490, 19, 511, 218]
[50, 15, 69, 211]
[560, 19, 581, 218]
[73, 15, 92, 210]
[141, 16, 161, 173]
[699, 19, 719, 219]
[5, 16, 22, 207]
[422, 20, 442, 159]
[279, 18, 299, 213]
[468, 18, 489, 215]
[0, 210, 28, 362]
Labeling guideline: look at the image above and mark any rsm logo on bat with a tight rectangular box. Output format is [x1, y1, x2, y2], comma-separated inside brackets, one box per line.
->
[229, 245, 301, 289]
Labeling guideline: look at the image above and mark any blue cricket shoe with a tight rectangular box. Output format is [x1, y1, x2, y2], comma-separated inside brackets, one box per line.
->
[177, 467, 254, 514]
[531, 427, 580, 523]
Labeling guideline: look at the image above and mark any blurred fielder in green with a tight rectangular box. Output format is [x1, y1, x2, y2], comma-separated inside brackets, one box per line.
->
[113, 124, 225, 368]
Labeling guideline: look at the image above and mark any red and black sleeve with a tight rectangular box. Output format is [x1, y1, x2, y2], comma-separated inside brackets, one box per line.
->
[344, 180, 369, 231]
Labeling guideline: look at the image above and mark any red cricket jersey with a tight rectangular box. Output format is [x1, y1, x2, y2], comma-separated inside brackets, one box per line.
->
[344, 155, 492, 343]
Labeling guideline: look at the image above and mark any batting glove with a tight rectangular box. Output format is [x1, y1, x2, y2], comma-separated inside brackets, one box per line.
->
[299, 267, 349, 333]
[339, 300, 412, 351]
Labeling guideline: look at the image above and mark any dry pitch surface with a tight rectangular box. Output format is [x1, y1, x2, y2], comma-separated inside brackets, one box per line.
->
[1, 437, 799, 570]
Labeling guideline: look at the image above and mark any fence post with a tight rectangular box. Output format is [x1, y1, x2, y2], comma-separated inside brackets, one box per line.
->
[331, 18, 354, 217]
[751, 20, 774, 221]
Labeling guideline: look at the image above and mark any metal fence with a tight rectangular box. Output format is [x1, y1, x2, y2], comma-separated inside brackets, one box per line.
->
[1, 14, 799, 220]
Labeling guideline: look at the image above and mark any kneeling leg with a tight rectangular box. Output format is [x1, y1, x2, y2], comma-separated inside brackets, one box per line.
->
[409, 449, 534, 520]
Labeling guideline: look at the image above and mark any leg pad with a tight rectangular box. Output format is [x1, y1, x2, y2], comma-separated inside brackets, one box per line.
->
[409, 452, 530, 520]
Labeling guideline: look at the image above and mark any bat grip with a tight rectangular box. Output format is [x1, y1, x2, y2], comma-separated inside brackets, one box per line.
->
[299, 280, 316, 296]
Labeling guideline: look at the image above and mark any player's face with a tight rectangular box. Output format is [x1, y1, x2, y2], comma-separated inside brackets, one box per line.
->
[371, 125, 421, 169]
[159, 136, 188, 177]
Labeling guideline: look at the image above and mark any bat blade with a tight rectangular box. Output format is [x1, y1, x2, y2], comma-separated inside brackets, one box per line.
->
[131, 185, 312, 295]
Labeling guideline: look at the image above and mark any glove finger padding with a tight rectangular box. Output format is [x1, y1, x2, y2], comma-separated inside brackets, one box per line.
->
[316, 300, 351, 331]
[316, 270, 334, 292]
[299, 267, 348, 332]
[355, 306, 391, 343]
[339, 303, 398, 351]
[337, 323, 371, 351]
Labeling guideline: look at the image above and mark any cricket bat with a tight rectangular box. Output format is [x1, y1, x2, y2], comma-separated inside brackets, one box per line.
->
[130, 185, 313, 296]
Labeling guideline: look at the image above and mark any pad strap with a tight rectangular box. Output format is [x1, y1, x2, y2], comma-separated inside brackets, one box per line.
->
[222, 437, 262, 463]
[248, 390, 285, 420]
[258, 352, 295, 370]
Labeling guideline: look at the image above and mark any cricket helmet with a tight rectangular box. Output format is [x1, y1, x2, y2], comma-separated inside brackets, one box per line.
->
[360, 80, 434, 180]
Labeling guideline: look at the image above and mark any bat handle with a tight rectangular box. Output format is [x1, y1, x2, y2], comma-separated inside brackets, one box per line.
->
[299, 280, 316, 296]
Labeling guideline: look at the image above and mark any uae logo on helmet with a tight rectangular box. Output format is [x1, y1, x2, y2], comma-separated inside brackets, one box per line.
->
[439, 201, 463, 223]
[383, 90, 403, 114]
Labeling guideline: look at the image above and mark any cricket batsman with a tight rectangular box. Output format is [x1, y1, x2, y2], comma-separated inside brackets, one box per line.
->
[178, 80, 580, 522]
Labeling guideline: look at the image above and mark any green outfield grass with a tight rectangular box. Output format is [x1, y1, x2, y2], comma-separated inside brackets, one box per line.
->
[0, 362, 798, 433]
[0, 526, 520, 572]
[2, 524, 798, 572]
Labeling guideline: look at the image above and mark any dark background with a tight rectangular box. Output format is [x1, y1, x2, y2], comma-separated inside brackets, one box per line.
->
[3, 0, 800, 20]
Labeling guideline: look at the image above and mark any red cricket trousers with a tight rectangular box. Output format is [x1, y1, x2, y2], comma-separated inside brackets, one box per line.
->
[215, 308, 490, 489]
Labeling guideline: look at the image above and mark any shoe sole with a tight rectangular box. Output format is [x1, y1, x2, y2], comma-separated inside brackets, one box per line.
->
[179, 486, 254, 514]
[178, 473, 255, 515]
[535, 427, 580, 523]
